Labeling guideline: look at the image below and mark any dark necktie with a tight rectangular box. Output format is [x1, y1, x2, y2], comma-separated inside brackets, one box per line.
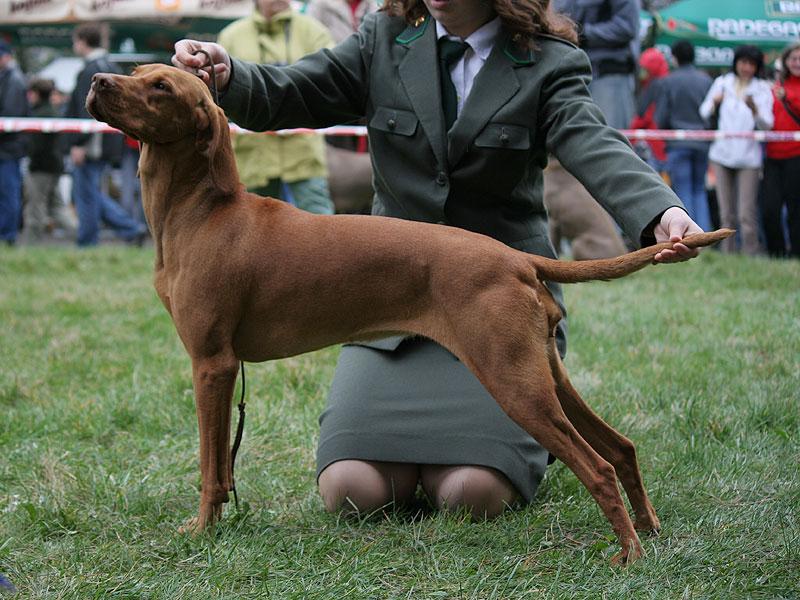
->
[438, 38, 469, 131]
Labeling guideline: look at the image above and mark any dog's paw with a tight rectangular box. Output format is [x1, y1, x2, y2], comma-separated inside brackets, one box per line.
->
[178, 501, 224, 535]
[610, 539, 644, 566]
[634, 514, 661, 536]
[178, 516, 206, 536]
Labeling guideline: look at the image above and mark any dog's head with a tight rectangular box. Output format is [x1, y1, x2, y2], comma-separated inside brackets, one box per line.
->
[87, 63, 236, 194]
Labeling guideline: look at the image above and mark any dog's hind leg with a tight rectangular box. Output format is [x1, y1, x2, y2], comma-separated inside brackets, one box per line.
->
[447, 310, 643, 564]
[179, 351, 239, 534]
[483, 358, 642, 563]
[547, 340, 660, 535]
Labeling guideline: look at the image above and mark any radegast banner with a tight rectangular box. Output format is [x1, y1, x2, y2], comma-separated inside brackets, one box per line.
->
[650, 0, 800, 68]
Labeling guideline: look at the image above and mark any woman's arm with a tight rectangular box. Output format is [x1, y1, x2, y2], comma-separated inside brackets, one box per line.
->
[173, 14, 376, 132]
[540, 47, 686, 247]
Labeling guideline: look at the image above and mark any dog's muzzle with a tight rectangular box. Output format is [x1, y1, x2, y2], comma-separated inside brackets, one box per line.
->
[85, 73, 118, 121]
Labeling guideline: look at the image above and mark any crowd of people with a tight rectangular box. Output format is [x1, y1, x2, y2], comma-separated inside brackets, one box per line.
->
[645, 39, 800, 259]
[0, 27, 147, 247]
[0, 3, 798, 258]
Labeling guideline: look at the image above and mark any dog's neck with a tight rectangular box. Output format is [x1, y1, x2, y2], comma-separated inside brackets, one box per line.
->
[139, 135, 241, 269]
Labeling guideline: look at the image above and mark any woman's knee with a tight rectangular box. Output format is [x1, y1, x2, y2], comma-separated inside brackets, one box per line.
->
[317, 460, 418, 515]
[421, 465, 519, 520]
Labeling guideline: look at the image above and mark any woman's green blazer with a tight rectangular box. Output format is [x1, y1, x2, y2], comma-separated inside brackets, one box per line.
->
[219, 12, 683, 354]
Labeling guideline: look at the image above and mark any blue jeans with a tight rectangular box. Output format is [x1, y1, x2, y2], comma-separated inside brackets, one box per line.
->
[119, 145, 145, 225]
[72, 160, 144, 246]
[667, 147, 711, 232]
[0, 158, 22, 243]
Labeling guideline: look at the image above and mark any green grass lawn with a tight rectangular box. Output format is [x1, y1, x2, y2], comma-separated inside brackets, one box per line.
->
[1, 246, 798, 599]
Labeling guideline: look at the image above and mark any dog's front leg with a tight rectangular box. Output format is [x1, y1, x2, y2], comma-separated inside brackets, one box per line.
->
[179, 352, 239, 535]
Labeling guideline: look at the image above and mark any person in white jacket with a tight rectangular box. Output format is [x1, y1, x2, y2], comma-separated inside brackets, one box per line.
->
[700, 45, 773, 255]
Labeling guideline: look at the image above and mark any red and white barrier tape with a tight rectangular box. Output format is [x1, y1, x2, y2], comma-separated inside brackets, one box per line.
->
[621, 129, 800, 142]
[0, 117, 367, 137]
[1, 117, 799, 141]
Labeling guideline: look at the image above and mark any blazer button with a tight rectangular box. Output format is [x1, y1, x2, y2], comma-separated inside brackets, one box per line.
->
[499, 133, 510, 145]
[436, 171, 448, 186]
[387, 118, 396, 130]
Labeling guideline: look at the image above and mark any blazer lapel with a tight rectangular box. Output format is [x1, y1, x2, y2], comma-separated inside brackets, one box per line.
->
[397, 18, 448, 169]
[447, 36, 531, 169]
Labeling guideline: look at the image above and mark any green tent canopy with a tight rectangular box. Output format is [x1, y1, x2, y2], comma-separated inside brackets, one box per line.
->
[0, 17, 237, 55]
[647, 0, 800, 68]
[0, 0, 271, 55]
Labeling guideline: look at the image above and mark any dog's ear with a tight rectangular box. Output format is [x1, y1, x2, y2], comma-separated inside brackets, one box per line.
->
[194, 99, 238, 196]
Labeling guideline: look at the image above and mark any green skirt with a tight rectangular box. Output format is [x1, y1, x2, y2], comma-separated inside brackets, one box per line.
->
[316, 337, 549, 502]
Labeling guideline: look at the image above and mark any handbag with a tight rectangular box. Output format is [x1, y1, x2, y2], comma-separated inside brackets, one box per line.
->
[779, 93, 800, 127]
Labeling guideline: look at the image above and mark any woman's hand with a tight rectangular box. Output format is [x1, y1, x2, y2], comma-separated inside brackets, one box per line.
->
[172, 40, 232, 92]
[652, 207, 704, 263]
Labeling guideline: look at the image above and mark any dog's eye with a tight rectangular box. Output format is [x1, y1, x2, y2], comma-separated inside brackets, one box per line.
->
[153, 81, 170, 92]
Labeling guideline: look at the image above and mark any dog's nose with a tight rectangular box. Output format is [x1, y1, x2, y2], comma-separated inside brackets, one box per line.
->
[91, 73, 115, 90]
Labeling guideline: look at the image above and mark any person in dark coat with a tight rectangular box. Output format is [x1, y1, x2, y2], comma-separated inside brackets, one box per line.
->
[22, 78, 78, 242]
[173, 0, 704, 519]
[0, 40, 30, 245]
[64, 22, 146, 246]
[654, 40, 713, 232]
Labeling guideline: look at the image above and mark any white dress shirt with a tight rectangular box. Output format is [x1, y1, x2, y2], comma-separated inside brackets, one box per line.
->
[435, 17, 502, 118]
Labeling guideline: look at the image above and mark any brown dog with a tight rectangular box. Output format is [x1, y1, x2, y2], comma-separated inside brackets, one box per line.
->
[86, 64, 732, 564]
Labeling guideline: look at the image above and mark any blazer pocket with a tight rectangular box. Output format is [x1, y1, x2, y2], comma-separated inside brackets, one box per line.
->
[474, 123, 530, 150]
[370, 107, 419, 136]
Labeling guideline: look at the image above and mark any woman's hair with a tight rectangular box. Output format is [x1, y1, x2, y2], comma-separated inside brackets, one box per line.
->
[380, 0, 578, 48]
[732, 44, 764, 79]
[778, 40, 800, 82]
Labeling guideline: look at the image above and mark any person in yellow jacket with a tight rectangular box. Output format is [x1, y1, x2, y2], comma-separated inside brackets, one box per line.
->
[217, 0, 336, 214]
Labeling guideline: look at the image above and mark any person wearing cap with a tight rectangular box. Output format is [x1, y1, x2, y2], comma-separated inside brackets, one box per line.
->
[631, 47, 670, 175]
[0, 40, 30, 246]
[172, 0, 703, 519]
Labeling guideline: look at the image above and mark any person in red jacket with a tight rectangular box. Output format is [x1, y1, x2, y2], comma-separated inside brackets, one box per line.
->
[630, 47, 669, 177]
[762, 41, 800, 258]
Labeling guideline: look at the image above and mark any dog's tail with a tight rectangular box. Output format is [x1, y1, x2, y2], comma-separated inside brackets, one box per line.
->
[531, 228, 734, 284]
